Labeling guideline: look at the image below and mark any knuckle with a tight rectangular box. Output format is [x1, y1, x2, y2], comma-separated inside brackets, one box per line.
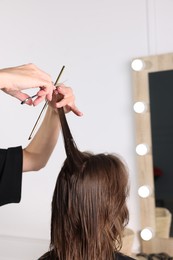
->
[28, 63, 36, 68]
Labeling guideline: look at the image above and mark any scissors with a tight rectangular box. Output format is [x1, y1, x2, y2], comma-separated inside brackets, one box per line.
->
[21, 94, 38, 105]
[21, 65, 65, 140]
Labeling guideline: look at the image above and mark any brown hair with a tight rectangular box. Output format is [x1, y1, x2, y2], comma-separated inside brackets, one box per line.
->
[45, 107, 129, 260]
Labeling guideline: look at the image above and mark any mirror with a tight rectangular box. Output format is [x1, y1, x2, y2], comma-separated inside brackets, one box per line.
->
[149, 69, 173, 238]
[131, 53, 173, 254]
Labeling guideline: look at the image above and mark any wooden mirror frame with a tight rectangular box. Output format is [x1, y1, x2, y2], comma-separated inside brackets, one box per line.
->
[131, 53, 173, 254]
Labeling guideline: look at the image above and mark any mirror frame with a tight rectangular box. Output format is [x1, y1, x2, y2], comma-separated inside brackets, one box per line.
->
[131, 52, 173, 254]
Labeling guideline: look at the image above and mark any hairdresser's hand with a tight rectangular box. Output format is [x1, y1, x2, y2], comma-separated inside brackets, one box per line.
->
[49, 84, 83, 116]
[0, 63, 54, 106]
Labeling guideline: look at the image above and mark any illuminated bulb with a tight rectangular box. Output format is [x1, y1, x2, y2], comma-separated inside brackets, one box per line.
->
[131, 59, 145, 71]
[136, 144, 149, 156]
[138, 185, 151, 198]
[140, 228, 153, 241]
[133, 102, 146, 113]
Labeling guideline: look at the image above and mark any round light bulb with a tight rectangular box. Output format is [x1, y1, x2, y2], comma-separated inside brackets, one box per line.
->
[136, 144, 149, 156]
[133, 102, 146, 113]
[131, 59, 145, 71]
[140, 228, 153, 241]
[138, 185, 151, 198]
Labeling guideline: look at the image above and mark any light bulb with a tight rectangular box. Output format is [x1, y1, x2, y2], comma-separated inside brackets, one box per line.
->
[136, 144, 149, 156]
[133, 102, 146, 113]
[131, 59, 145, 71]
[138, 185, 151, 198]
[140, 228, 154, 241]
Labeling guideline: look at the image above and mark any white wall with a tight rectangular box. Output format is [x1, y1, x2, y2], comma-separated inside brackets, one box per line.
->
[0, 0, 173, 258]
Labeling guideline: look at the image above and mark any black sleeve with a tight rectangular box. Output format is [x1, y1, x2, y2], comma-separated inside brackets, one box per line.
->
[115, 253, 136, 260]
[0, 146, 23, 206]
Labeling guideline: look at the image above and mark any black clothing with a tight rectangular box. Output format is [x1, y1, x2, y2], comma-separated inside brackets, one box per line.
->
[116, 254, 135, 260]
[38, 250, 135, 260]
[0, 146, 23, 206]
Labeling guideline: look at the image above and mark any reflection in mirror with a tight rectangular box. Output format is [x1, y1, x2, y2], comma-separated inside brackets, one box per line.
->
[132, 53, 173, 254]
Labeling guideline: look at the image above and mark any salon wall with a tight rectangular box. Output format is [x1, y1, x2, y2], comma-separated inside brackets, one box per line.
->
[0, 0, 173, 259]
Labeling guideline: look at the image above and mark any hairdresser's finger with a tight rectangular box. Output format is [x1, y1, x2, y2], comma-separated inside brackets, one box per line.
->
[45, 85, 54, 101]
[37, 85, 54, 102]
[33, 95, 46, 106]
[56, 85, 75, 103]
[55, 85, 83, 116]
[16, 92, 30, 102]
[10, 91, 33, 106]
[55, 96, 73, 107]
[32, 85, 54, 106]
[65, 104, 83, 116]
[56, 97, 83, 116]
[20, 95, 33, 105]
[57, 85, 75, 100]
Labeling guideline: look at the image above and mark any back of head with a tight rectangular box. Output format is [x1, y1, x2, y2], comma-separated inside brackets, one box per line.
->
[50, 108, 129, 260]
[51, 152, 129, 260]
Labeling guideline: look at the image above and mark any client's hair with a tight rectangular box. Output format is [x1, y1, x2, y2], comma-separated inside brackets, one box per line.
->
[41, 107, 129, 260]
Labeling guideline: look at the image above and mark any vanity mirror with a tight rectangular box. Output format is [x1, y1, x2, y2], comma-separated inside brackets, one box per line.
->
[131, 53, 173, 254]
